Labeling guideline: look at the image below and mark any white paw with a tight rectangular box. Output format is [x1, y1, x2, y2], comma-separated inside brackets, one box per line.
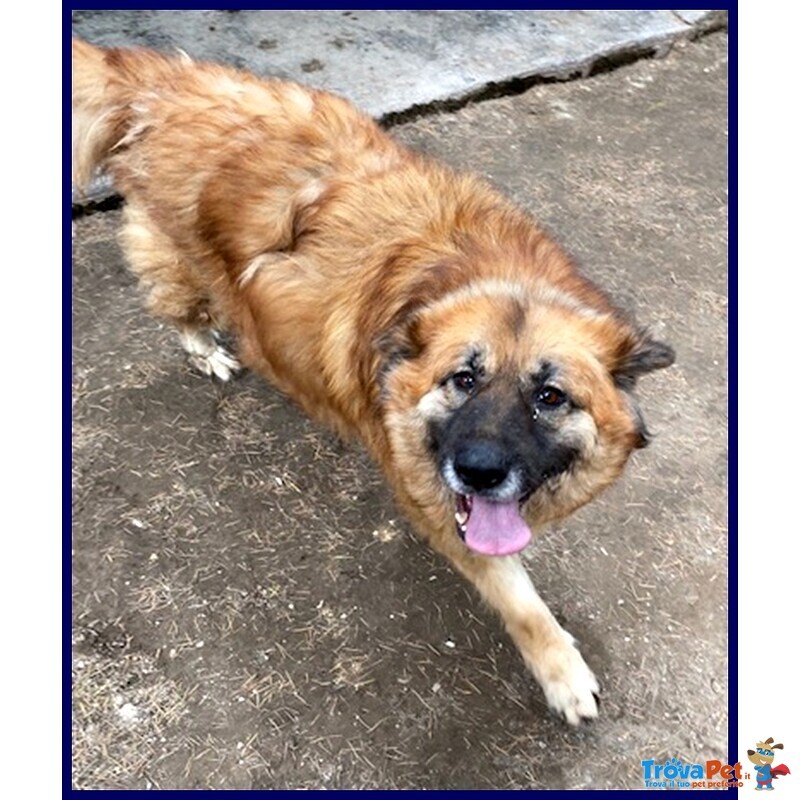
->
[188, 346, 240, 381]
[180, 329, 240, 382]
[537, 640, 600, 726]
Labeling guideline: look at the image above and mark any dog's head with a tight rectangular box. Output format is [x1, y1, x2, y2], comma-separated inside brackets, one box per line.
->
[380, 278, 674, 556]
[747, 739, 783, 766]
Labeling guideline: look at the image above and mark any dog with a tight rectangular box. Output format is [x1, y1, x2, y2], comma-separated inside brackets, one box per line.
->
[747, 739, 791, 790]
[72, 36, 674, 725]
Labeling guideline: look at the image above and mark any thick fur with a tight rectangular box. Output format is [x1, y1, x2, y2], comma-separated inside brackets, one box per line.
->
[72, 37, 674, 725]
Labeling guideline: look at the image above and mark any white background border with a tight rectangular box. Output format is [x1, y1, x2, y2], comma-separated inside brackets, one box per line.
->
[738, 3, 798, 783]
[2, 6, 62, 795]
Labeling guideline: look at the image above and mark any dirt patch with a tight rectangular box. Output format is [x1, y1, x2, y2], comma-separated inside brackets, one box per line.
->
[71, 34, 727, 789]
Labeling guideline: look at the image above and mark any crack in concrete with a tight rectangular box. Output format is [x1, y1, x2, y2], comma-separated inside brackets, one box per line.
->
[380, 43, 662, 128]
[379, 19, 726, 128]
[671, 11, 692, 25]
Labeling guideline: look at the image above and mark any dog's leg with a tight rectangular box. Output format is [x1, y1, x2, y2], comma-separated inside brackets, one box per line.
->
[119, 203, 241, 381]
[435, 538, 599, 724]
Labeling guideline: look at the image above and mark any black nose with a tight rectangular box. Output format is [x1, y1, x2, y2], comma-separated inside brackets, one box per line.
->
[453, 441, 510, 492]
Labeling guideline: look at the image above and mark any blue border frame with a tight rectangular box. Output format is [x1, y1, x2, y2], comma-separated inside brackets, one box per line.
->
[725, 3, 736, 780]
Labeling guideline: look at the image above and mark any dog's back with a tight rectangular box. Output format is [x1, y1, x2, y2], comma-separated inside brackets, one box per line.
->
[71, 38, 411, 276]
[70, 37, 427, 406]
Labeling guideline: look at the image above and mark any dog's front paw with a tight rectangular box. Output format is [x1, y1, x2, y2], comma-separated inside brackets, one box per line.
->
[536, 638, 600, 726]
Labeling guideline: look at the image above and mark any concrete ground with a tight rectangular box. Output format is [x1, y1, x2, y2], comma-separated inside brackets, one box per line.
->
[71, 26, 728, 791]
[71, 9, 723, 117]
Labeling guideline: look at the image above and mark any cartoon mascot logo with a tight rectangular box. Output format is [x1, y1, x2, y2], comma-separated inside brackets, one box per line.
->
[747, 738, 791, 791]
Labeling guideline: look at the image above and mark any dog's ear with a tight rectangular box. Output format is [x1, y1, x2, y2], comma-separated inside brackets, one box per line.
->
[613, 330, 675, 389]
[372, 314, 424, 401]
[773, 743, 784, 750]
[375, 307, 423, 370]
[625, 394, 652, 449]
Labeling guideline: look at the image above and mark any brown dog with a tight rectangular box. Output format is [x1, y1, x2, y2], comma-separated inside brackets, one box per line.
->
[72, 37, 674, 724]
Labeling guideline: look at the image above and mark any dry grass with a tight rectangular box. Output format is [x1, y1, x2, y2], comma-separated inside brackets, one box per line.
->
[72, 641, 191, 789]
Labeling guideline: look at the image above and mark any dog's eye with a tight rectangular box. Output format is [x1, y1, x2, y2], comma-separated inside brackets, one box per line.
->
[451, 371, 476, 392]
[536, 386, 567, 408]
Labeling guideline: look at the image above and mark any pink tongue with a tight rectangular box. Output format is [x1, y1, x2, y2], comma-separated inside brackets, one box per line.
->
[464, 497, 532, 556]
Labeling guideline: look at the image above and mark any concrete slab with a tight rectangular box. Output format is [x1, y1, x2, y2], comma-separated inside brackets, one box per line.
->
[71, 32, 728, 790]
[71, 10, 720, 117]
[71, 10, 724, 204]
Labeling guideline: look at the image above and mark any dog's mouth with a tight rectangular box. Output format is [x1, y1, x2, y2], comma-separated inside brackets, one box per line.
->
[454, 492, 532, 557]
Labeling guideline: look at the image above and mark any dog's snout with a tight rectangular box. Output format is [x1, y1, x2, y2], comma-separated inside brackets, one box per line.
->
[453, 441, 510, 492]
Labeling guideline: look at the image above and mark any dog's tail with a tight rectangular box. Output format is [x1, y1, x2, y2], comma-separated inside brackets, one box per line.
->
[72, 37, 185, 192]
[72, 37, 124, 191]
